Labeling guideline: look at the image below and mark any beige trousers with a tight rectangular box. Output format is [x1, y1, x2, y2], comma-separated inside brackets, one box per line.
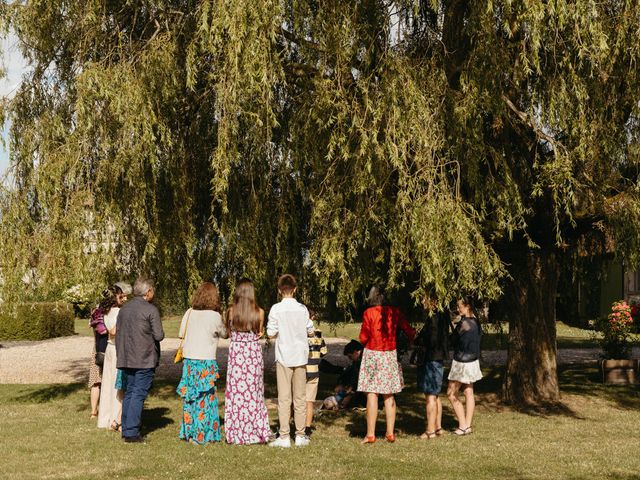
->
[276, 362, 307, 438]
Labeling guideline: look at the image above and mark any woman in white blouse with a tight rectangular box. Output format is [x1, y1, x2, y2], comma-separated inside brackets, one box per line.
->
[176, 282, 227, 444]
[97, 285, 128, 430]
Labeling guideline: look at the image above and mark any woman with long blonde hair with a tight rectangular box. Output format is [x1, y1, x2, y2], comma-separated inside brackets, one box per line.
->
[224, 279, 271, 444]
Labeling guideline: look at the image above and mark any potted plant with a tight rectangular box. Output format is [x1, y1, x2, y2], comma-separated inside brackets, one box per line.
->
[597, 301, 637, 385]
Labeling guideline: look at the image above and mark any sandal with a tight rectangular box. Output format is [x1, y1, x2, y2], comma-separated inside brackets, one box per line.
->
[453, 427, 470, 436]
[110, 421, 121, 432]
[90, 413, 98, 419]
[385, 433, 396, 443]
[435, 427, 445, 436]
[420, 431, 437, 440]
[361, 435, 376, 444]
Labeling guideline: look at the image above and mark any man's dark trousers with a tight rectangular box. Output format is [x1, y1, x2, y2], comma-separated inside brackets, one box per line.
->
[121, 368, 155, 439]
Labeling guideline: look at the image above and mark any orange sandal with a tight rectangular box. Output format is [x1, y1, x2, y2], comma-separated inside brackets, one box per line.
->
[361, 435, 376, 444]
[385, 433, 396, 443]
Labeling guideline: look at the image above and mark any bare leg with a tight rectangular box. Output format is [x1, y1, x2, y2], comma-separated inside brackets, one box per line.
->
[90, 384, 100, 417]
[382, 394, 396, 437]
[305, 401, 314, 428]
[435, 396, 443, 432]
[463, 383, 475, 430]
[425, 394, 438, 433]
[361, 393, 378, 442]
[115, 389, 124, 429]
[447, 381, 467, 431]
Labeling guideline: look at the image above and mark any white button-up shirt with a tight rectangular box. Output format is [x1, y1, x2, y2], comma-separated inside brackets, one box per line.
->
[267, 298, 314, 367]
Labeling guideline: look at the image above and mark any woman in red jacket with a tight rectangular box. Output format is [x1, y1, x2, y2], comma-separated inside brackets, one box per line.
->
[357, 286, 416, 443]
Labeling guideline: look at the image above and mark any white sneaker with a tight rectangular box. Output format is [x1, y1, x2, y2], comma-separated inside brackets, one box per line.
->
[295, 435, 310, 447]
[269, 436, 291, 448]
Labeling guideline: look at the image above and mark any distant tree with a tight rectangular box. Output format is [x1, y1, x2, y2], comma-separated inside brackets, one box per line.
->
[1, 1, 639, 405]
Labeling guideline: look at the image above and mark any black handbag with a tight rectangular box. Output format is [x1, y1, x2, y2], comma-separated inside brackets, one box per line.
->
[94, 331, 108, 368]
[95, 351, 105, 367]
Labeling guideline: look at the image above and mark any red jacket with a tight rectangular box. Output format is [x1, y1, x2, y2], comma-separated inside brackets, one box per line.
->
[359, 306, 416, 351]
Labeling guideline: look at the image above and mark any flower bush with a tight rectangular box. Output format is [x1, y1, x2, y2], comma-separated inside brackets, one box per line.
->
[63, 284, 93, 318]
[597, 301, 635, 359]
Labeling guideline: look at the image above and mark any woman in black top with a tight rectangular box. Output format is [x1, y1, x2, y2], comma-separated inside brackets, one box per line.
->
[447, 297, 482, 436]
[414, 295, 449, 440]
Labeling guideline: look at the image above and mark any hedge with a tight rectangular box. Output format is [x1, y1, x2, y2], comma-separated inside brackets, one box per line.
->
[0, 302, 75, 341]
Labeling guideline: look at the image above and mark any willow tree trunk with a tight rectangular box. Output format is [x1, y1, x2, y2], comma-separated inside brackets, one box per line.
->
[502, 251, 560, 405]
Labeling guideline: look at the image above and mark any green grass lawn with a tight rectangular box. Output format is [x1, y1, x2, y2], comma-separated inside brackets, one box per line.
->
[317, 320, 605, 349]
[1, 366, 639, 479]
[76, 317, 606, 351]
[75, 317, 605, 350]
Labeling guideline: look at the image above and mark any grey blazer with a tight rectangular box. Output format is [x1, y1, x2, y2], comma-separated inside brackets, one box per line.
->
[116, 297, 165, 369]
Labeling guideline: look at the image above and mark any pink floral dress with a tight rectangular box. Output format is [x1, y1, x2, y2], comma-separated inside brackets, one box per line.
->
[224, 331, 271, 444]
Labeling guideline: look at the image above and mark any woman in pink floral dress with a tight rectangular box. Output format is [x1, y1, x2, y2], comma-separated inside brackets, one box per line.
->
[224, 279, 271, 445]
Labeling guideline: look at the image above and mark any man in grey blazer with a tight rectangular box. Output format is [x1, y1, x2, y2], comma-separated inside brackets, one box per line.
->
[116, 277, 164, 442]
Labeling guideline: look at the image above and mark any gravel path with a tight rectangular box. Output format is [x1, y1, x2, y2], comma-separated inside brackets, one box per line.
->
[2, 336, 634, 385]
[0, 336, 352, 384]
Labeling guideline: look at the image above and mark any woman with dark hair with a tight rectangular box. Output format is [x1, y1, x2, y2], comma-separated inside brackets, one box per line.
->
[224, 279, 271, 445]
[358, 286, 415, 444]
[97, 284, 128, 430]
[176, 282, 227, 444]
[88, 286, 122, 418]
[447, 297, 483, 436]
[415, 294, 449, 440]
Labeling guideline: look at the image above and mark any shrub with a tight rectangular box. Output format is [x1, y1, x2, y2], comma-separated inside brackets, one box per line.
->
[0, 302, 75, 340]
[595, 300, 636, 359]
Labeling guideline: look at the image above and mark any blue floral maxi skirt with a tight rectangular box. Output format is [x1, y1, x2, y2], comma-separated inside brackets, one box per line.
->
[176, 359, 222, 444]
[115, 368, 128, 390]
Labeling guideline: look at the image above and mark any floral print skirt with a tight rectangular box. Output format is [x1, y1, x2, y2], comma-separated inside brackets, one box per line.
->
[176, 359, 222, 444]
[357, 348, 404, 394]
[115, 369, 128, 390]
[448, 359, 483, 385]
[224, 331, 271, 445]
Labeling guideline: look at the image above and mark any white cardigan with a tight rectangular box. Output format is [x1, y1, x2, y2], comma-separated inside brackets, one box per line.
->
[178, 309, 226, 360]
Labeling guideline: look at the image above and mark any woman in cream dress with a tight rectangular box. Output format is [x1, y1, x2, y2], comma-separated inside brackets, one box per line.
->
[97, 285, 128, 430]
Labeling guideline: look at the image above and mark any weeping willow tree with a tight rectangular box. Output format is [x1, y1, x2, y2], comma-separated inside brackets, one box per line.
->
[1, 0, 639, 405]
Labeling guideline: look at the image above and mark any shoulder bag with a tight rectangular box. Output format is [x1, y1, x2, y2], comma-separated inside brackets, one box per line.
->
[174, 308, 192, 363]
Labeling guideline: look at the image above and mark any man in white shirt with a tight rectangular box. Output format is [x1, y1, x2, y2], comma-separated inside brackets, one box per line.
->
[267, 274, 314, 448]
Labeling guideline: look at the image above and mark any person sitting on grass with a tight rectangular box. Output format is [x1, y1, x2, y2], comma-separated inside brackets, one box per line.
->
[322, 340, 366, 410]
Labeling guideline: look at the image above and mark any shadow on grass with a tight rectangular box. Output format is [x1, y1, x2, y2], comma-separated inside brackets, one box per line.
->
[316, 364, 617, 432]
[559, 365, 640, 411]
[13, 383, 85, 403]
[141, 406, 174, 435]
[116, 361, 640, 438]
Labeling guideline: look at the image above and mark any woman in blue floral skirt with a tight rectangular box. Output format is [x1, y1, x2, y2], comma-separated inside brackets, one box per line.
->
[176, 282, 227, 444]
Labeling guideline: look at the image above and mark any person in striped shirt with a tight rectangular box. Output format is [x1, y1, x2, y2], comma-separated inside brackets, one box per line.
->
[305, 325, 327, 437]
